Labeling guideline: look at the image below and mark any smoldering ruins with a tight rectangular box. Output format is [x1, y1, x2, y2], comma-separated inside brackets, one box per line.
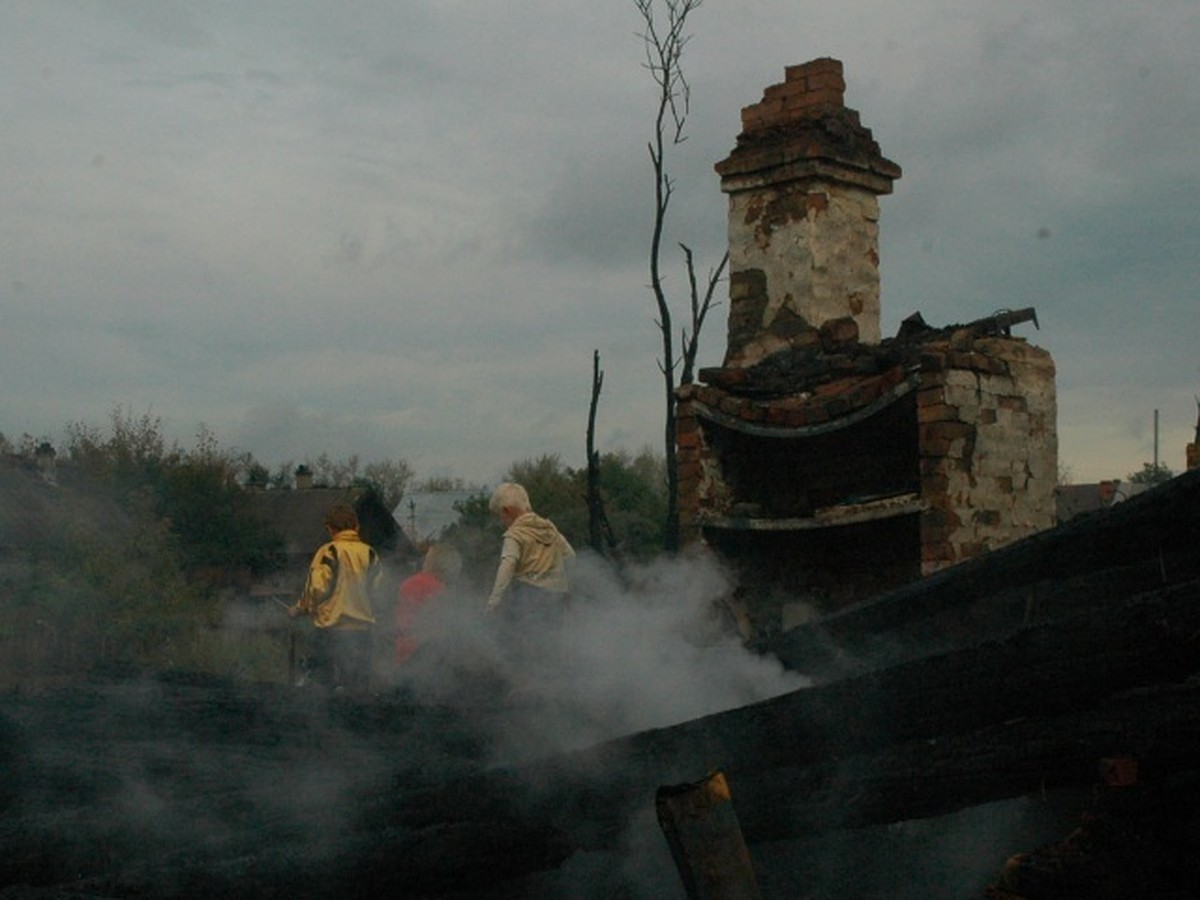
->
[677, 58, 1056, 638]
[3, 59, 1200, 899]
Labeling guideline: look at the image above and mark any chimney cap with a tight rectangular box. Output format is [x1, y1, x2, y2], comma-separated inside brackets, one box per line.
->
[717, 58, 901, 191]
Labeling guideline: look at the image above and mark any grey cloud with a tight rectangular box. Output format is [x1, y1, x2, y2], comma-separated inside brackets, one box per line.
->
[1, 1, 1197, 484]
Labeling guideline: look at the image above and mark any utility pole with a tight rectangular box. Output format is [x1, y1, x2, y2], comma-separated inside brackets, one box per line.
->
[1154, 408, 1159, 469]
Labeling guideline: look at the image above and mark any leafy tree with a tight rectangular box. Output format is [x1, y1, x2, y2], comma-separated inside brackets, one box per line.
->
[156, 458, 284, 576]
[62, 407, 284, 578]
[413, 475, 478, 492]
[439, 490, 501, 594]
[268, 460, 297, 489]
[451, 491, 494, 529]
[504, 450, 668, 561]
[14, 433, 43, 458]
[307, 452, 359, 487]
[64, 406, 180, 488]
[361, 458, 414, 512]
[1127, 461, 1174, 485]
[595, 448, 668, 555]
[245, 462, 270, 489]
[284, 453, 413, 512]
[11, 474, 211, 677]
[506, 454, 584, 536]
[439, 459, 581, 598]
[8, 409, 431, 681]
[438, 450, 668, 595]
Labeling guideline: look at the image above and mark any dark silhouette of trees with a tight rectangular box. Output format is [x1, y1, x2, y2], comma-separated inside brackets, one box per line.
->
[61, 409, 284, 577]
[1128, 461, 1174, 485]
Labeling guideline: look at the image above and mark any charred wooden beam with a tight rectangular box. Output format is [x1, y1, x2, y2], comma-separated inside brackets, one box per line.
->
[3, 476, 1199, 896]
[729, 679, 1200, 843]
[959, 306, 1038, 337]
[4, 573, 1198, 897]
[656, 771, 762, 900]
[761, 468, 1200, 678]
[387, 577, 1200, 867]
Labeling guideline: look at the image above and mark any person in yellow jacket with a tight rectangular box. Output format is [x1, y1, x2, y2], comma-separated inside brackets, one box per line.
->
[288, 503, 382, 691]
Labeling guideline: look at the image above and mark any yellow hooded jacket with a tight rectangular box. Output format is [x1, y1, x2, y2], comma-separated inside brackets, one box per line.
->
[292, 528, 380, 630]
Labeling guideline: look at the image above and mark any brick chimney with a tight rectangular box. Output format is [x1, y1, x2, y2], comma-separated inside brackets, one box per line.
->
[715, 58, 901, 366]
[34, 442, 57, 482]
[677, 60, 1056, 635]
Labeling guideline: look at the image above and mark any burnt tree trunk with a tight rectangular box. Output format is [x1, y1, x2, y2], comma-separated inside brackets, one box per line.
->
[586, 349, 606, 555]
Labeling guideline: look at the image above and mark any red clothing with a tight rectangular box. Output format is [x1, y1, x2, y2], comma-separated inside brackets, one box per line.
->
[395, 570, 445, 664]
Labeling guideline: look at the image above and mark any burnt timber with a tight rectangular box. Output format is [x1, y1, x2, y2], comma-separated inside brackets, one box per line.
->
[760, 461, 1200, 679]
[1, 470, 1199, 897]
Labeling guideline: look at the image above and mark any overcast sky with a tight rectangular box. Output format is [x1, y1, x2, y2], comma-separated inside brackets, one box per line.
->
[3, 1, 1198, 486]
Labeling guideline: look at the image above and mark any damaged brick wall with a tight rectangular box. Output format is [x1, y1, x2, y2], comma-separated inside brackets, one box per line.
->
[918, 337, 1057, 573]
[679, 59, 1058, 636]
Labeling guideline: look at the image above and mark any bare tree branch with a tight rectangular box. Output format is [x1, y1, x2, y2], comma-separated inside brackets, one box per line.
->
[679, 245, 729, 386]
[635, 0, 711, 553]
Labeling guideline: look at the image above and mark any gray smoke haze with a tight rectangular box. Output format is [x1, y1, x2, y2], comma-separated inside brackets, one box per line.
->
[369, 549, 1084, 899]
[2, 555, 1081, 898]
[392, 547, 811, 763]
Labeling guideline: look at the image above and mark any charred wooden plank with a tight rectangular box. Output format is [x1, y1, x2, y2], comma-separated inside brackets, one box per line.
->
[761, 468, 1200, 678]
[387, 578, 1200, 863]
[730, 679, 1200, 843]
[2, 476, 1198, 896]
[656, 771, 763, 900]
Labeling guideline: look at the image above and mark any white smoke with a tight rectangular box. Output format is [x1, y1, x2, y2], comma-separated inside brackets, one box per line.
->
[395, 545, 811, 764]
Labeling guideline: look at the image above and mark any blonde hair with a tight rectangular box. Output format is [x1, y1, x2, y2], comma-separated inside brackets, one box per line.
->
[488, 482, 531, 516]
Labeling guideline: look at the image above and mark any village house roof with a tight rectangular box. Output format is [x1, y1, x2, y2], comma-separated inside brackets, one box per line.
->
[0, 456, 133, 558]
[1055, 479, 1149, 524]
[244, 485, 415, 562]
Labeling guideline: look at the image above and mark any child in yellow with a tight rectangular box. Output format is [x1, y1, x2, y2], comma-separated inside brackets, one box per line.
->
[289, 503, 381, 690]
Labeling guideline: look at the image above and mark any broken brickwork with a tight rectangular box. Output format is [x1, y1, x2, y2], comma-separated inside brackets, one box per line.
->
[679, 60, 1057, 637]
[716, 57, 901, 360]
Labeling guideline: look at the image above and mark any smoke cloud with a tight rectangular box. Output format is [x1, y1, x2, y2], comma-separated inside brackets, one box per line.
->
[5, 546, 1066, 897]
[392, 546, 811, 764]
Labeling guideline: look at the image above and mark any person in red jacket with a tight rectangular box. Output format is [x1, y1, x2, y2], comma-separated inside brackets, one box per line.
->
[395, 542, 461, 665]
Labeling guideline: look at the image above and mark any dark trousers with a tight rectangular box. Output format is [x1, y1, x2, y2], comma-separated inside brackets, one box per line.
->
[498, 584, 569, 676]
[309, 628, 372, 691]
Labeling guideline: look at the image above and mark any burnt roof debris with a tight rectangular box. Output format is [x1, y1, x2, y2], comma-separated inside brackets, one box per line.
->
[245, 484, 414, 560]
[697, 306, 1040, 399]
